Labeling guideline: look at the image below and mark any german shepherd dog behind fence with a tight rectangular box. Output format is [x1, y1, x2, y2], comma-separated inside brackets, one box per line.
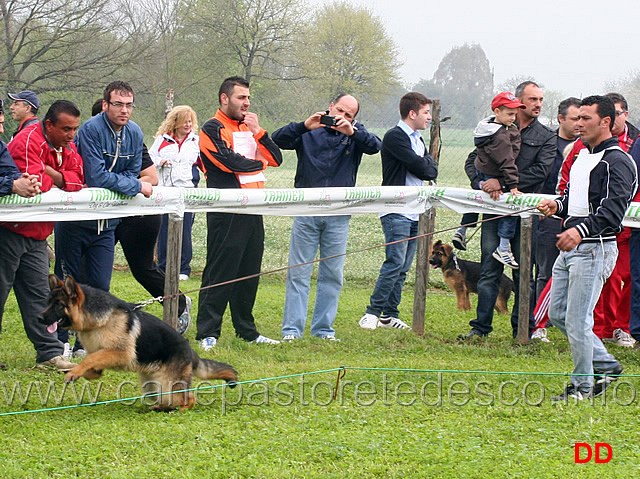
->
[39, 275, 237, 411]
[429, 240, 514, 315]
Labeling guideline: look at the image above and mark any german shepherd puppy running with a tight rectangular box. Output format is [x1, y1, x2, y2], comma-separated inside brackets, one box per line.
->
[429, 240, 514, 315]
[39, 275, 237, 411]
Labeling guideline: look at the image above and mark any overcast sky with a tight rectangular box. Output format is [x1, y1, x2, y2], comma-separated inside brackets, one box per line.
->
[333, 0, 639, 97]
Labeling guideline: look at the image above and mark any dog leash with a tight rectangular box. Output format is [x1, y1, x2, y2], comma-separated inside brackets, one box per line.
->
[149, 206, 541, 305]
[131, 296, 165, 310]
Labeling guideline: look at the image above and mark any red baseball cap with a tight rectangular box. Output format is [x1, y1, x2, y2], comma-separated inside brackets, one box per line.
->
[491, 92, 525, 110]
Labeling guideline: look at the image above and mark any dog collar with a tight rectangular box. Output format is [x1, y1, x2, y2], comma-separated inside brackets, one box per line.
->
[452, 253, 461, 271]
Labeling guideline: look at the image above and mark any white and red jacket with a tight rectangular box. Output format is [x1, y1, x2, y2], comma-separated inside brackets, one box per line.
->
[149, 131, 199, 188]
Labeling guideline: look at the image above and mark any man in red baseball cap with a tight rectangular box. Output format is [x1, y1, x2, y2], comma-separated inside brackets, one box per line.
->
[8, 90, 40, 141]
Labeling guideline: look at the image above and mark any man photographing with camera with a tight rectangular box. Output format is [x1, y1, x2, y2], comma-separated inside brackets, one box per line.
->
[272, 94, 382, 342]
[298, 95, 361, 135]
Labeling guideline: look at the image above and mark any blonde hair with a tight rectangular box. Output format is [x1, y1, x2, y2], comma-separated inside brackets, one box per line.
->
[154, 105, 198, 138]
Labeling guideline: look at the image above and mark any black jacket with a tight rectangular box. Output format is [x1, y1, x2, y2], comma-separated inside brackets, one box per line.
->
[381, 126, 438, 185]
[272, 121, 381, 188]
[555, 136, 637, 241]
[465, 118, 556, 193]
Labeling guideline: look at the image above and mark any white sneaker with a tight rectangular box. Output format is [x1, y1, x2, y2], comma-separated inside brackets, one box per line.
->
[72, 348, 87, 359]
[492, 247, 519, 269]
[252, 335, 280, 344]
[201, 337, 217, 351]
[531, 328, 550, 343]
[282, 335, 298, 342]
[62, 342, 72, 360]
[321, 335, 341, 341]
[378, 316, 410, 330]
[37, 355, 76, 372]
[613, 328, 636, 348]
[359, 313, 379, 329]
[179, 274, 189, 281]
[177, 295, 192, 335]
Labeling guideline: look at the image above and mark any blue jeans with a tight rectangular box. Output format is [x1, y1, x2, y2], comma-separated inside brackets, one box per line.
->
[469, 214, 535, 336]
[54, 222, 115, 346]
[497, 216, 517, 241]
[366, 214, 418, 318]
[475, 170, 516, 240]
[548, 241, 620, 392]
[54, 223, 115, 292]
[460, 212, 479, 228]
[282, 215, 350, 338]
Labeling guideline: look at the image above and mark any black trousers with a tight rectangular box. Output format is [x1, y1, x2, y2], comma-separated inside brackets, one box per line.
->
[196, 213, 263, 341]
[115, 215, 186, 314]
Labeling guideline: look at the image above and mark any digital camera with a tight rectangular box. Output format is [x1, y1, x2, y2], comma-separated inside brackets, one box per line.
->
[320, 114, 337, 127]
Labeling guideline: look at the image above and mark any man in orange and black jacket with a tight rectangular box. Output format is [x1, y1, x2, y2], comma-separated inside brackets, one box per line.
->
[196, 76, 283, 350]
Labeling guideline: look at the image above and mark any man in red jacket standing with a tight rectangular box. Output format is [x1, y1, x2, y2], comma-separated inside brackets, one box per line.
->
[1, 100, 84, 371]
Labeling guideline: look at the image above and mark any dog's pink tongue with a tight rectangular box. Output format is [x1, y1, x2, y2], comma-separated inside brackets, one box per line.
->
[47, 322, 58, 334]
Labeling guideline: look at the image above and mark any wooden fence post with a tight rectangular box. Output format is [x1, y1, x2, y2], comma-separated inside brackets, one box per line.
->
[163, 214, 183, 329]
[161, 90, 179, 329]
[517, 216, 533, 344]
[412, 100, 441, 335]
[412, 209, 435, 335]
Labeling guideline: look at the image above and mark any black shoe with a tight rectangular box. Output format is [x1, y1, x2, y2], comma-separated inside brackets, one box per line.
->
[457, 328, 486, 340]
[551, 384, 591, 402]
[452, 231, 467, 251]
[592, 363, 624, 398]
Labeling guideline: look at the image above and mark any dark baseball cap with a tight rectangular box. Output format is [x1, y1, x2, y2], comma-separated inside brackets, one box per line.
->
[8, 90, 40, 111]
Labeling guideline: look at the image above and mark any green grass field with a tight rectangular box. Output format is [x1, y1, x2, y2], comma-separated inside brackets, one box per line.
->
[1, 269, 639, 477]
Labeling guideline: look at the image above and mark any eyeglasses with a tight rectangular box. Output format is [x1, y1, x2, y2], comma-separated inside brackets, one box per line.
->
[616, 110, 627, 116]
[108, 101, 135, 110]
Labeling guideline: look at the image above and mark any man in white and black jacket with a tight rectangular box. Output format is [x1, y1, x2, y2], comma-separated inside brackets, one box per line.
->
[538, 95, 637, 402]
[359, 92, 438, 330]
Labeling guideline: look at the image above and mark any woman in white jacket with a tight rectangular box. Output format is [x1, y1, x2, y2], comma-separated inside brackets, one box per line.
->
[149, 105, 200, 280]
